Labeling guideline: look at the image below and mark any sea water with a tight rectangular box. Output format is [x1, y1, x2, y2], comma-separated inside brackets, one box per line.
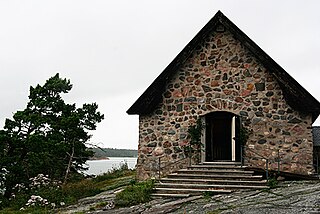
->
[84, 157, 137, 175]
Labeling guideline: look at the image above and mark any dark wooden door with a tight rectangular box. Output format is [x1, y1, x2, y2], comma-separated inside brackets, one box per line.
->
[205, 112, 233, 162]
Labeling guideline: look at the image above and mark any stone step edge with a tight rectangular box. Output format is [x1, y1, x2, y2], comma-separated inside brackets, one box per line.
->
[168, 173, 263, 179]
[151, 193, 191, 198]
[177, 169, 255, 174]
[160, 178, 267, 184]
[154, 187, 232, 193]
[202, 162, 242, 165]
[189, 165, 248, 169]
[155, 183, 268, 189]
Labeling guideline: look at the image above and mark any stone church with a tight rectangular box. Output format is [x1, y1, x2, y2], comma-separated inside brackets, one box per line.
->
[127, 11, 320, 180]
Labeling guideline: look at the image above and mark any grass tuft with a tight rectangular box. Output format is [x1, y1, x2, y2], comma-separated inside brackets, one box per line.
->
[114, 179, 154, 207]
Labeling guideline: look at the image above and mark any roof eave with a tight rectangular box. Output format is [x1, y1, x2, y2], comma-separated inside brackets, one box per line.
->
[127, 10, 320, 117]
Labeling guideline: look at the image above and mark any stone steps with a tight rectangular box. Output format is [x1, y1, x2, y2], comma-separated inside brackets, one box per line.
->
[154, 187, 232, 195]
[167, 173, 263, 180]
[160, 178, 267, 186]
[202, 161, 242, 165]
[188, 164, 247, 169]
[153, 162, 268, 197]
[155, 183, 268, 190]
[177, 169, 255, 175]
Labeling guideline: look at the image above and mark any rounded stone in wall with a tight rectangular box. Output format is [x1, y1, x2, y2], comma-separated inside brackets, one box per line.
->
[240, 111, 248, 116]
[163, 141, 172, 148]
[173, 147, 182, 153]
[147, 142, 157, 147]
[255, 111, 264, 117]
[168, 129, 176, 135]
[255, 83, 265, 91]
[153, 147, 164, 156]
[258, 139, 267, 144]
[164, 148, 173, 155]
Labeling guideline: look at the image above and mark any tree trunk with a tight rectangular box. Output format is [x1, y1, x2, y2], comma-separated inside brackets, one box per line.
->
[64, 143, 75, 184]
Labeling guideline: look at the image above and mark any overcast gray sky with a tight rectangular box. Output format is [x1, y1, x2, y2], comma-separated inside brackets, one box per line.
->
[0, 0, 319, 149]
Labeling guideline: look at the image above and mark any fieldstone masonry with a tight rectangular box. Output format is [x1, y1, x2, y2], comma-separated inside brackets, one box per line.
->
[136, 26, 314, 180]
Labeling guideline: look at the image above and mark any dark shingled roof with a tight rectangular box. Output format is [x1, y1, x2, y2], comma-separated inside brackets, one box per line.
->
[127, 11, 320, 122]
[313, 127, 320, 146]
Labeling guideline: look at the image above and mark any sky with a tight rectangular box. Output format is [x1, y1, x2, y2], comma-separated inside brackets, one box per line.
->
[0, 0, 319, 149]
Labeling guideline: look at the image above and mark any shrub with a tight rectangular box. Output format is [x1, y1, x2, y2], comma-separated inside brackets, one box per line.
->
[0, 163, 135, 212]
[182, 119, 204, 163]
[114, 180, 154, 207]
[62, 179, 101, 203]
[3, 173, 101, 211]
[3, 174, 63, 210]
[203, 191, 216, 199]
[267, 176, 278, 189]
[93, 162, 132, 182]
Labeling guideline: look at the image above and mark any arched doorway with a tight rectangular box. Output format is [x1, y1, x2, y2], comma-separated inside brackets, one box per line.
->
[204, 111, 240, 162]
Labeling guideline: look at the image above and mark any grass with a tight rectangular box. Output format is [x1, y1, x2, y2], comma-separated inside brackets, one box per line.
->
[267, 176, 278, 189]
[114, 179, 154, 207]
[93, 163, 133, 183]
[203, 191, 217, 199]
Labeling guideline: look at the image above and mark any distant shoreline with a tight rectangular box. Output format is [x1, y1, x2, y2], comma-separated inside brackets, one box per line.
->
[89, 157, 110, 160]
[85, 157, 137, 175]
[88, 156, 137, 161]
[89, 147, 138, 160]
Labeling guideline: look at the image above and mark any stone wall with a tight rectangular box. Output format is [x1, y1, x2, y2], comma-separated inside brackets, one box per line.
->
[136, 27, 314, 180]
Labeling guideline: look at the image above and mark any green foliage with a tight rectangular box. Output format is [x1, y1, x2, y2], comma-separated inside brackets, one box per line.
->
[188, 119, 204, 146]
[183, 118, 204, 162]
[114, 180, 154, 207]
[0, 73, 104, 197]
[99, 174, 136, 192]
[203, 191, 216, 199]
[61, 180, 101, 204]
[0, 173, 101, 211]
[93, 162, 132, 183]
[267, 176, 278, 189]
[91, 162, 136, 191]
[89, 148, 138, 159]
[239, 126, 251, 145]
[0, 165, 135, 212]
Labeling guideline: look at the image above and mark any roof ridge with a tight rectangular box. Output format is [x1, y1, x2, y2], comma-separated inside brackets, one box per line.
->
[127, 11, 320, 122]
